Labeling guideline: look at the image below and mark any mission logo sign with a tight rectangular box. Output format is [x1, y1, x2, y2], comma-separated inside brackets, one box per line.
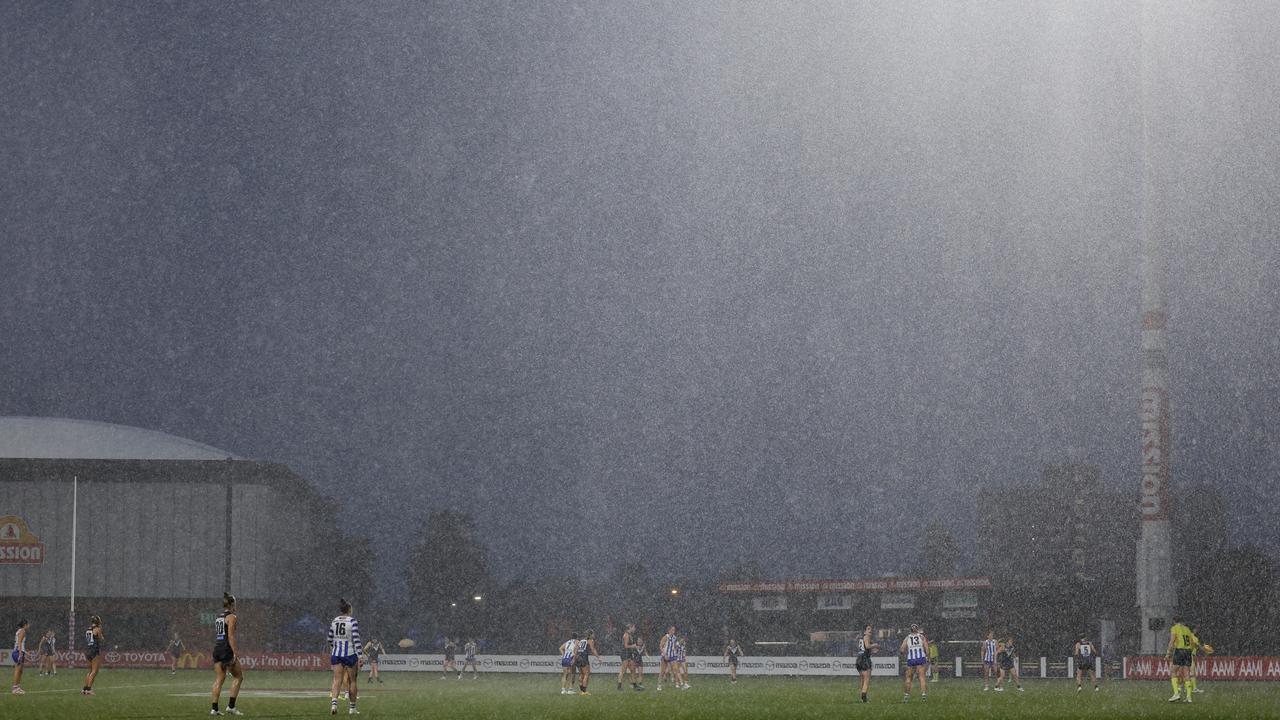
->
[0, 515, 45, 564]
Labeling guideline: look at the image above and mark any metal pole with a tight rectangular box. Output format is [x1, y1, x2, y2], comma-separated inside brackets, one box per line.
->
[69, 475, 78, 663]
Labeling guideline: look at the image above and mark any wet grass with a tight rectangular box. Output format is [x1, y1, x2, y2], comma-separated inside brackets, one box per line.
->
[3, 668, 1278, 719]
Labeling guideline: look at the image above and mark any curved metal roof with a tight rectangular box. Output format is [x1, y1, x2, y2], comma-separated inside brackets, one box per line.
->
[0, 417, 240, 460]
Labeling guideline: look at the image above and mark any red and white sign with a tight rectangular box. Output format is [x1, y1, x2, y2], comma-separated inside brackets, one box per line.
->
[1139, 385, 1171, 521]
[1125, 655, 1280, 681]
[0, 515, 45, 564]
[720, 576, 992, 593]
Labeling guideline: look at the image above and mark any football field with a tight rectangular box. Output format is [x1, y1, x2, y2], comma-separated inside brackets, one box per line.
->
[4, 669, 1279, 719]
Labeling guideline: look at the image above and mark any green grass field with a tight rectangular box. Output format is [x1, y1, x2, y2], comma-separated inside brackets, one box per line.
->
[3, 669, 1278, 719]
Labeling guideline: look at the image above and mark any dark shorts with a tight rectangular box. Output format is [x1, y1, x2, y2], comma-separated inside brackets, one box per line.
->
[86, 647, 100, 661]
[573, 654, 590, 669]
[561, 658, 573, 668]
[907, 657, 928, 668]
[999, 659, 1014, 670]
[855, 655, 872, 672]
[332, 654, 359, 667]
[444, 654, 455, 663]
[728, 655, 739, 667]
[1172, 649, 1192, 667]
[213, 646, 235, 665]
[1076, 656, 1095, 670]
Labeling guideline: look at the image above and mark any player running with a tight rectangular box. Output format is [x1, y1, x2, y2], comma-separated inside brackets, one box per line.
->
[1166, 616, 1194, 703]
[899, 624, 930, 702]
[328, 598, 363, 716]
[11, 619, 28, 695]
[83, 614, 105, 697]
[461, 638, 479, 679]
[210, 593, 245, 715]
[981, 629, 998, 691]
[724, 638, 744, 684]
[1074, 637, 1100, 691]
[994, 636, 1022, 692]
[856, 624, 880, 703]
[617, 623, 640, 691]
[574, 629, 602, 695]
[559, 632, 579, 694]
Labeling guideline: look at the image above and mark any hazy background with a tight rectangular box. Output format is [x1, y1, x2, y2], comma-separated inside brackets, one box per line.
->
[2, 1, 1277, 599]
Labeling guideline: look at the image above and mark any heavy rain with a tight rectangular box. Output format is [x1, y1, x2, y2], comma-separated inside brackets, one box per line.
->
[2, 1, 1278, 718]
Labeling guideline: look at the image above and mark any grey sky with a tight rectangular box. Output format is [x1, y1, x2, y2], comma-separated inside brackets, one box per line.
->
[2, 1, 1277, 597]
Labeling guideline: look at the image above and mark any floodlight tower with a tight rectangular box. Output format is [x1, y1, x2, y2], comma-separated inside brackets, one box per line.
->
[1136, 1, 1175, 655]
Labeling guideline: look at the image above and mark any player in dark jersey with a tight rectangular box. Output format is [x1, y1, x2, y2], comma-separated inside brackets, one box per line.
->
[167, 632, 185, 674]
[1074, 637, 1100, 692]
[82, 615, 104, 696]
[38, 628, 57, 677]
[633, 636, 647, 690]
[724, 638, 745, 684]
[210, 593, 245, 716]
[365, 638, 384, 684]
[441, 638, 457, 679]
[856, 624, 880, 702]
[574, 629, 601, 695]
[617, 623, 638, 691]
[11, 619, 28, 695]
[994, 636, 1022, 692]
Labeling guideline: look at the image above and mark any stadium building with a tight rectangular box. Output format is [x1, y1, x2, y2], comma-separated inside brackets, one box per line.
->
[0, 417, 345, 654]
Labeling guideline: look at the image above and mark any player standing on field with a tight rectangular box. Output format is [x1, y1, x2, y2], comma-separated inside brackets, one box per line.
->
[83, 615, 105, 696]
[1074, 637, 1099, 691]
[364, 638, 384, 684]
[855, 624, 879, 703]
[441, 638, 457, 679]
[559, 632, 578, 694]
[899, 624, 929, 702]
[994, 636, 1022, 692]
[461, 638, 479, 679]
[167, 632, 185, 674]
[657, 626, 677, 691]
[724, 638, 744, 684]
[633, 635, 647, 690]
[328, 598, 363, 716]
[617, 623, 637, 691]
[210, 594, 244, 715]
[574, 629, 601, 695]
[981, 629, 998, 691]
[38, 628, 57, 678]
[1166, 616, 1194, 703]
[1188, 626, 1211, 695]
[11, 619, 28, 695]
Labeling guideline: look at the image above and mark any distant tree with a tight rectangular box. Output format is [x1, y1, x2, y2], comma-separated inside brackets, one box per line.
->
[405, 510, 490, 628]
[917, 521, 960, 577]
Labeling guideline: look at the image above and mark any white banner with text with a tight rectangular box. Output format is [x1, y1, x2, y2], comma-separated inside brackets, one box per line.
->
[378, 653, 900, 677]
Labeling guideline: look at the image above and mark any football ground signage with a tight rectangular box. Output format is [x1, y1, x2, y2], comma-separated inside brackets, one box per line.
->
[0, 515, 44, 564]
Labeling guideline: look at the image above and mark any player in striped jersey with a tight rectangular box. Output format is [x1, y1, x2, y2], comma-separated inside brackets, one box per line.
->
[328, 598, 363, 715]
[981, 629, 998, 691]
[899, 624, 930, 702]
[11, 619, 28, 695]
[1074, 637, 1099, 691]
[559, 632, 579, 694]
[461, 638, 479, 679]
[657, 626, 677, 691]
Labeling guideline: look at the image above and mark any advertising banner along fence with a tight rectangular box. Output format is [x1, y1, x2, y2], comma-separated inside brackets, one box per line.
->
[1124, 655, 1280, 681]
[379, 654, 901, 677]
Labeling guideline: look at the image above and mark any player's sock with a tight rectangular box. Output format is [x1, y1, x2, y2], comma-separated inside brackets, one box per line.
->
[1171, 677, 1180, 695]
[228, 697, 237, 709]
[1188, 677, 1197, 693]
[212, 703, 219, 712]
